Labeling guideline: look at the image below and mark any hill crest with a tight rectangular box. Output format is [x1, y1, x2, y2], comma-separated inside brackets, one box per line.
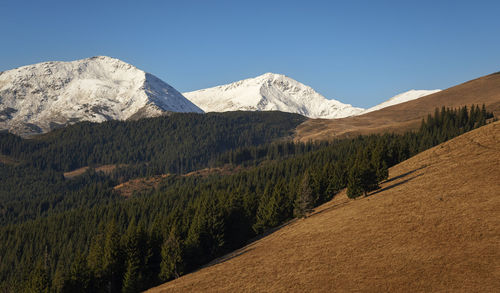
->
[295, 71, 500, 141]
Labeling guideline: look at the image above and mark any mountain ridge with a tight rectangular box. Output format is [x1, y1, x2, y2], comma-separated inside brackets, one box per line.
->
[0, 56, 451, 136]
[184, 73, 440, 119]
[183, 73, 364, 119]
[0, 56, 203, 136]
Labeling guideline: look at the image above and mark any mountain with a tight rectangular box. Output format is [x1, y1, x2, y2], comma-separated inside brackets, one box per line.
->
[183, 73, 364, 119]
[0, 56, 203, 136]
[296, 71, 500, 141]
[362, 89, 441, 114]
[147, 121, 500, 293]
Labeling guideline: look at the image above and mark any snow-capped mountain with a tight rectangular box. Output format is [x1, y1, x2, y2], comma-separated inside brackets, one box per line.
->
[362, 89, 441, 114]
[0, 56, 203, 136]
[183, 73, 364, 119]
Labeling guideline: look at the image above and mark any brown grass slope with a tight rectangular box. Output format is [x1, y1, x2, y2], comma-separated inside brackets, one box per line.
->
[296, 72, 500, 141]
[63, 164, 126, 179]
[0, 154, 20, 166]
[148, 121, 500, 293]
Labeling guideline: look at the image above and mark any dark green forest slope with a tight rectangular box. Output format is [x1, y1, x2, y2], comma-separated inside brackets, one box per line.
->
[0, 106, 494, 292]
[0, 111, 305, 225]
[1, 111, 306, 173]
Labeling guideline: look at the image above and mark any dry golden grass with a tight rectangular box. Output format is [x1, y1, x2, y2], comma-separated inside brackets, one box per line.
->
[147, 121, 500, 293]
[295, 72, 500, 141]
[0, 154, 19, 166]
[183, 165, 244, 178]
[63, 164, 125, 179]
[113, 166, 243, 198]
[113, 174, 171, 198]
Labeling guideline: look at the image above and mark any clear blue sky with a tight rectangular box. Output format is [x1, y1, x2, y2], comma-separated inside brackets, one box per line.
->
[1, 0, 499, 108]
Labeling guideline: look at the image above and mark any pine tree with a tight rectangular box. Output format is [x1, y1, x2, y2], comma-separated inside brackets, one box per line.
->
[253, 183, 274, 233]
[121, 257, 140, 293]
[121, 222, 147, 293]
[253, 180, 290, 232]
[371, 141, 389, 182]
[294, 172, 314, 218]
[103, 220, 123, 292]
[347, 164, 363, 199]
[326, 163, 346, 196]
[185, 197, 226, 265]
[203, 197, 226, 257]
[479, 104, 487, 126]
[61, 254, 92, 293]
[359, 166, 379, 196]
[87, 233, 104, 284]
[347, 150, 379, 198]
[26, 264, 50, 293]
[270, 180, 292, 224]
[311, 168, 329, 204]
[159, 227, 183, 281]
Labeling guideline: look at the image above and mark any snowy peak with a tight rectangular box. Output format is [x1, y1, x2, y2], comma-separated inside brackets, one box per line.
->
[362, 89, 441, 114]
[0, 56, 202, 136]
[183, 73, 364, 119]
[0, 55, 443, 137]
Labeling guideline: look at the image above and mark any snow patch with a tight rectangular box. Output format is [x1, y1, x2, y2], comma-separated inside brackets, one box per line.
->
[362, 89, 441, 114]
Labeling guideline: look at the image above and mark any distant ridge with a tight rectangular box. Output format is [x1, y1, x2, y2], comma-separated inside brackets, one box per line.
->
[362, 89, 441, 114]
[295, 71, 500, 141]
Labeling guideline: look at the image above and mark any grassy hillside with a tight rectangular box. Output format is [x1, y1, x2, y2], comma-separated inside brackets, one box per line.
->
[148, 121, 500, 292]
[296, 71, 500, 141]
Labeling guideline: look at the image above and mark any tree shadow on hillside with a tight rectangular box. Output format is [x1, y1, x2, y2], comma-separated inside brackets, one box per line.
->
[368, 173, 423, 197]
[202, 168, 426, 270]
[310, 167, 428, 217]
[381, 165, 427, 185]
[202, 248, 255, 269]
[202, 220, 296, 269]
[308, 200, 350, 218]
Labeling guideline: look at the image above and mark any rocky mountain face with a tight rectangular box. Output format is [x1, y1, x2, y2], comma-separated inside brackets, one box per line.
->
[0, 56, 203, 136]
[183, 73, 364, 119]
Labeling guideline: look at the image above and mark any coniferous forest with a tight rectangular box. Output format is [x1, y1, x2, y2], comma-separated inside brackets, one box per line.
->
[0, 105, 494, 292]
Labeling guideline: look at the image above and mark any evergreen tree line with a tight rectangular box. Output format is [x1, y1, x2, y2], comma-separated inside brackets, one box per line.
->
[0, 111, 306, 174]
[0, 111, 305, 225]
[345, 104, 495, 198]
[0, 105, 494, 292]
[0, 142, 330, 226]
